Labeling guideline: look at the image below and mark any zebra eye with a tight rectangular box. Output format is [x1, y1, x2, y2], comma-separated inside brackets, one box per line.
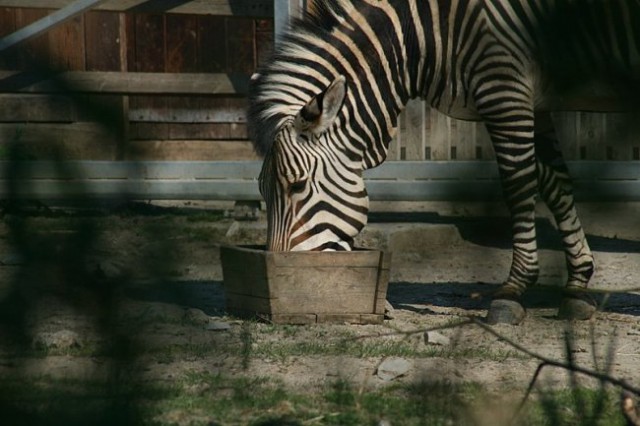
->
[289, 180, 307, 195]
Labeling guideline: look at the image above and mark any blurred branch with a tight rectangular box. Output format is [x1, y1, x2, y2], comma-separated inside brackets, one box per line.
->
[622, 391, 640, 426]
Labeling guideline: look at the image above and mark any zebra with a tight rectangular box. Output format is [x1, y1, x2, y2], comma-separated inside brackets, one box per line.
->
[247, 0, 640, 324]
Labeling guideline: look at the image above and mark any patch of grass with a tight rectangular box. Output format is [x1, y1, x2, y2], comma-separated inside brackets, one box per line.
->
[522, 387, 626, 426]
[184, 211, 226, 223]
[249, 334, 526, 361]
[0, 372, 628, 426]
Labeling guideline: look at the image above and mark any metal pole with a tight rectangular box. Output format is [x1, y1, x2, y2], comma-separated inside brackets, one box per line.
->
[0, 0, 109, 52]
[274, 0, 305, 43]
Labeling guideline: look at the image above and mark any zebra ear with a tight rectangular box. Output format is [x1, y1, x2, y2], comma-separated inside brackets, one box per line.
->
[295, 75, 346, 135]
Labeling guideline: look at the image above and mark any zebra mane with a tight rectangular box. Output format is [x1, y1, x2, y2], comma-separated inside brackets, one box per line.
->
[247, 0, 355, 157]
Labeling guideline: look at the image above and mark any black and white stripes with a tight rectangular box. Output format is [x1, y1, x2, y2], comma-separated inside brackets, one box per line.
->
[248, 0, 639, 317]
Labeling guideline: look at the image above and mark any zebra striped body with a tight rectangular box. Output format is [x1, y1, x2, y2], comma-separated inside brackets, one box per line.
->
[248, 0, 640, 322]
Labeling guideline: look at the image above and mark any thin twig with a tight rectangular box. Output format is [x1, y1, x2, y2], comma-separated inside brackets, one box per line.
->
[510, 361, 552, 424]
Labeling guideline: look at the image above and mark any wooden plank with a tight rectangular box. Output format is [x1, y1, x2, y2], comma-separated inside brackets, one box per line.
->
[452, 119, 476, 160]
[255, 19, 274, 68]
[0, 0, 107, 52]
[226, 17, 255, 73]
[0, 8, 15, 38]
[133, 13, 164, 72]
[4, 173, 640, 201]
[0, 7, 17, 68]
[0, 93, 78, 121]
[364, 161, 500, 180]
[85, 10, 122, 71]
[4, 160, 635, 182]
[0, 0, 274, 17]
[270, 250, 383, 268]
[13, 9, 50, 68]
[165, 14, 198, 73]
[126, 140, 259, 161]
[197, 15, 226, 72]
[48, 12, 85, 70]
[429, 108, 451, 160]
[475, 121, 494, 160]
[129, 122, 168, 140]
[603, 113, 639, 161]
[366, 180, 504, 201]
[267, 269, 378, 313]
[568, 162, 640, 180]
[553, 112, 578, 160]
[0, 161, 263, 179]
[220, 245, 271, 298]
[167, 123, 237, 140]
[403, 99, 426, 160]
[0, 122, 116, 159]
[578, 112, 606, 160]
[0, 71, 249, 95]
[129, 97, 247, 123]
[0, 179, 262, 200]
[2, 160, 639, 201]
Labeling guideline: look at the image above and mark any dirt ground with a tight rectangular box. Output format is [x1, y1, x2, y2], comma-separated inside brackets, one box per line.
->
[0, 201, 639, 422]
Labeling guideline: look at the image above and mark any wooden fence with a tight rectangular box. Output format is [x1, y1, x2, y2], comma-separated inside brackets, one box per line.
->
[0, 1, 639, 205]
[0, 1, 272, 162]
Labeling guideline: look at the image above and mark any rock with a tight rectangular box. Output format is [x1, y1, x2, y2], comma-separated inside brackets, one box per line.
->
[184, 308, 211, 325]
[205, 321, 231, 331]
[486, 299, 526, 325]
[424, 331, 451, 346]
[384, 300, 395, 320]
[96, 259, 126, 279]
[376, 357, 412, 381]
[32, 329, 82, 350]
[225, 221, 241, 238]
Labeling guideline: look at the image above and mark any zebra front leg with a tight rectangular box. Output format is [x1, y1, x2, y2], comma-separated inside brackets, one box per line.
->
[472, 79, 541, 324]
[484, 132, 540, 325]
[534, 113, 596, 320]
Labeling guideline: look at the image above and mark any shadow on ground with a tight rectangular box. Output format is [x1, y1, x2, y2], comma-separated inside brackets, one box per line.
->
[125, 280, 640, 320]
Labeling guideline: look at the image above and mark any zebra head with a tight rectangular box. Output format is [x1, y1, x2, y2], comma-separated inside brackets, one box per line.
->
[251, 75, 370, 251]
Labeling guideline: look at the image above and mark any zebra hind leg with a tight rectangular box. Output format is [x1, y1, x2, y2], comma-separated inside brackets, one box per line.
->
[535, 113, 596, 320]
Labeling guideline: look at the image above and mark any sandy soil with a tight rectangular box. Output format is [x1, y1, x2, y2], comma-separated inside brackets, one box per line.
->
[0, 201, 639, 403]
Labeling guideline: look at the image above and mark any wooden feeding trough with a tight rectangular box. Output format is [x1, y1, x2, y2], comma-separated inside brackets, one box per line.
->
[220, 245, 391, 324]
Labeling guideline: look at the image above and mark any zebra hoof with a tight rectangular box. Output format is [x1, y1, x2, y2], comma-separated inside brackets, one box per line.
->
[485, 299, 526, 325]
[558, 293, 597, 320]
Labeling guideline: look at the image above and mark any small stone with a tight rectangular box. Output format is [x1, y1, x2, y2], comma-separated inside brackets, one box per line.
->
[384, 300, 395, 320]
[96, 259, 125, 278]
[424, 331, 451, 346]
[184, 308, 211, 325]
[205, 321, 231, 331]
[376, 357, 412, 381]
[32, 330, 82, 350]
[486, 299, 526, 325]
[225, 221, 241, 237]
